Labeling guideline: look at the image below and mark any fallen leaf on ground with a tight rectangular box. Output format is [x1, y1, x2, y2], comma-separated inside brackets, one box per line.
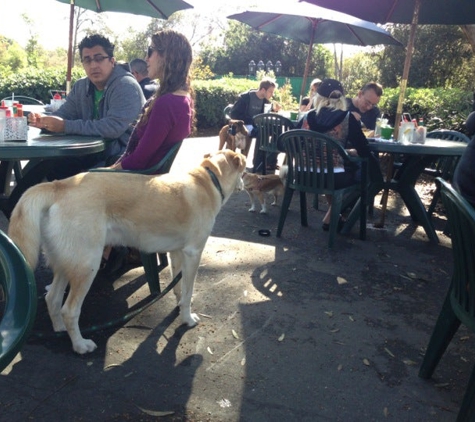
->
[384, 348, 395, 358]
[363, 358, 371, 366]
[207, 347, 214, 355]
[403, 359, 417, 366]
[232, 329, 239, 339]
[337, 276, 347, 285]
[136, 406, 174, 417]
[278, 333, 285, 342]
[324, 311, 333, 317]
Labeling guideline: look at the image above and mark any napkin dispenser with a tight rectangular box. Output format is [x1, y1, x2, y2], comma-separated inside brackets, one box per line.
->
[4, 117, 28, 141]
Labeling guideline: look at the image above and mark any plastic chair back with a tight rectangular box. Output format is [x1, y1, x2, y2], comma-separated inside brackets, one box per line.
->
[252, 113, 294, 174]
[276, 129, 367, 248]
[0, 229, 37, 372]
[1, 96, 44, 105]
[419, 178, 475, 421]
[223, 104, 233, 121]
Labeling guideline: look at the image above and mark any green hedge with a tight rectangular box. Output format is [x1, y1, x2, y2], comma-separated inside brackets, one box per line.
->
[378, 87, 473, 133]
[2, 69, 473, 134]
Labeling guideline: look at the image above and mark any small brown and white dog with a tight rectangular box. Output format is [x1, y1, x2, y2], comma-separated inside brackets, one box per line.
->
[8, 150, 246, 354]
[218, 120, 252, 157]
[242, 166, 287, 214]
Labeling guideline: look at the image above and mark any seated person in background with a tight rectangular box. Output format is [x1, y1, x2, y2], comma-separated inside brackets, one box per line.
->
[103, 29, 194, 273]
[110, 29, 194, 173]
[346, 82, 383, 130]
[303, 78, 322, 111]
[453, 111, 475, 208]
[230, 77, 279, 172]
[302, 78, 381, 231]
[300, 96, 310, 112]
[130, 58, 159, 100]
[28, 34, 145, 179]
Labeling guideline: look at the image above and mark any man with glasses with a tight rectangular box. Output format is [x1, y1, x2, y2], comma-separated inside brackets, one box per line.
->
[346, 82, 383, 130]
[28, 34, 144, 179]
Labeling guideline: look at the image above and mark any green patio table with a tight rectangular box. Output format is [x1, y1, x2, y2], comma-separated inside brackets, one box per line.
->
[342, 138, 467, 243]
[0, 127, 105, 218]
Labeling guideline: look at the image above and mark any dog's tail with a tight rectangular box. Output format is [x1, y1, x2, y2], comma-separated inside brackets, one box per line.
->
[279, 165, 288, 186]
[8, 182, 56, 270]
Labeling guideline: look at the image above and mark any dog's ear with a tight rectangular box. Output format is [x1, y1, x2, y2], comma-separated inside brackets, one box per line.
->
[203, 153, 212, 159]
[233, 152, 247, 171]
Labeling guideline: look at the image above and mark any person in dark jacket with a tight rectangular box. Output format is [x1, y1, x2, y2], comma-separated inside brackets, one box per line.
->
[230, 78, 279, 171]
[302, 78, 381, 231]
[130, 58, 159, 100]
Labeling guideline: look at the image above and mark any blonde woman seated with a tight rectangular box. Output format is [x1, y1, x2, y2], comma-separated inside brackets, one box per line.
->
[299, 78, 375, 231]
[303, 78, 322, 111]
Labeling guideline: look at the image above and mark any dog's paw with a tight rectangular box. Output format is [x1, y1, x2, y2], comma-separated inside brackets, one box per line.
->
[73, 339, 98, 354]
[248, 206, 256, 212]
[182, 311, 200, 327]
[259, 208, 268, 214]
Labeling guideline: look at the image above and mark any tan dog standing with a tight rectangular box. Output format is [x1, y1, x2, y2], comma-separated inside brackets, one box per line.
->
[242, 166, 287, 214]
[218, 119, 252, 157]
[8, 150, 246, 354]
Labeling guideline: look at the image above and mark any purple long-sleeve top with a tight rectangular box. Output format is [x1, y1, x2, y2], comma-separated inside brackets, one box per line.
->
[119, 93, 192, 172]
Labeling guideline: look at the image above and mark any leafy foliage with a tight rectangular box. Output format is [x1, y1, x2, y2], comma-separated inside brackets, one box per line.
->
[199, 21, 332, 79]
[380, 24, 475, 90]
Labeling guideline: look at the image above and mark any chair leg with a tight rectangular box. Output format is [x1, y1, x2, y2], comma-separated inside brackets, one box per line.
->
[140, 252, 169, 295]
[327, 192, 344, 248]
[299, 192, 308, 227]
[419, 293, 461, 379]
[277, 188, 294, 237]
[426, 186, 440, 218]
[456, 362, 475, 422]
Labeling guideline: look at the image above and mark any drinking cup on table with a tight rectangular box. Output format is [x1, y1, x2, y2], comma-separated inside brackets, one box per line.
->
[264, 103, 272, 113]
[380, 127, 394, 140]
[290, 111, 298, 121]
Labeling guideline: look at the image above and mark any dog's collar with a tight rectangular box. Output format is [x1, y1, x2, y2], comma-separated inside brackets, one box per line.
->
[205, 167, 225, 202]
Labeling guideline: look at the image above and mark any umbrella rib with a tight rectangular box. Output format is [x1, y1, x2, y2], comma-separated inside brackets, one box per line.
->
[146, 0, 167, 19]
[95, 0, 102, 13]
[384, 1, 399, 23]
[346, 26, 368, 47]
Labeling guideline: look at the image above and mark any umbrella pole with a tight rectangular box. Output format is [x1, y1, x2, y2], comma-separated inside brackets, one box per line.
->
[66, 0, 75, 94]
[300, 23, 317, 99]
[375, 0, 421, 228]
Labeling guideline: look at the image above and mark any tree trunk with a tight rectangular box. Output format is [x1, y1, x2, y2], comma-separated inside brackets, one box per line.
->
[461, 24, 475, 54]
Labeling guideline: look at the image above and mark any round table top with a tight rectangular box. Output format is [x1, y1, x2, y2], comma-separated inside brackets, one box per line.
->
[0, 127, 105, 160]
[368, 138, 467, 156]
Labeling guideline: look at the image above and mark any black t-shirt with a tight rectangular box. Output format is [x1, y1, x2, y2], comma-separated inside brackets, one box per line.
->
[346, 97, 380, 130]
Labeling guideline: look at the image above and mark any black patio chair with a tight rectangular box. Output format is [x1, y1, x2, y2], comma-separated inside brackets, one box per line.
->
[419, 178, 475, 422]
[1, 96, 44, 105]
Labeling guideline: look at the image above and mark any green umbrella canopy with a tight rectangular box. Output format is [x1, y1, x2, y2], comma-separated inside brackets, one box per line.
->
[300, 0, 475, 25]
[56, 0, 193, 91]
[228, 2, 402, 96]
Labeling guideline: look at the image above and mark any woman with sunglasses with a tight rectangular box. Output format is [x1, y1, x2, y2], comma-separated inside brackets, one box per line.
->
[110, 29, 194, 173]
[102, 29, 194, 274]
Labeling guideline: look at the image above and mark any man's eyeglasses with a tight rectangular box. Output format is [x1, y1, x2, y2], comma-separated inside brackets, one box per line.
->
[362, 96, 378, 108]
[81, 54, 111, 66]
